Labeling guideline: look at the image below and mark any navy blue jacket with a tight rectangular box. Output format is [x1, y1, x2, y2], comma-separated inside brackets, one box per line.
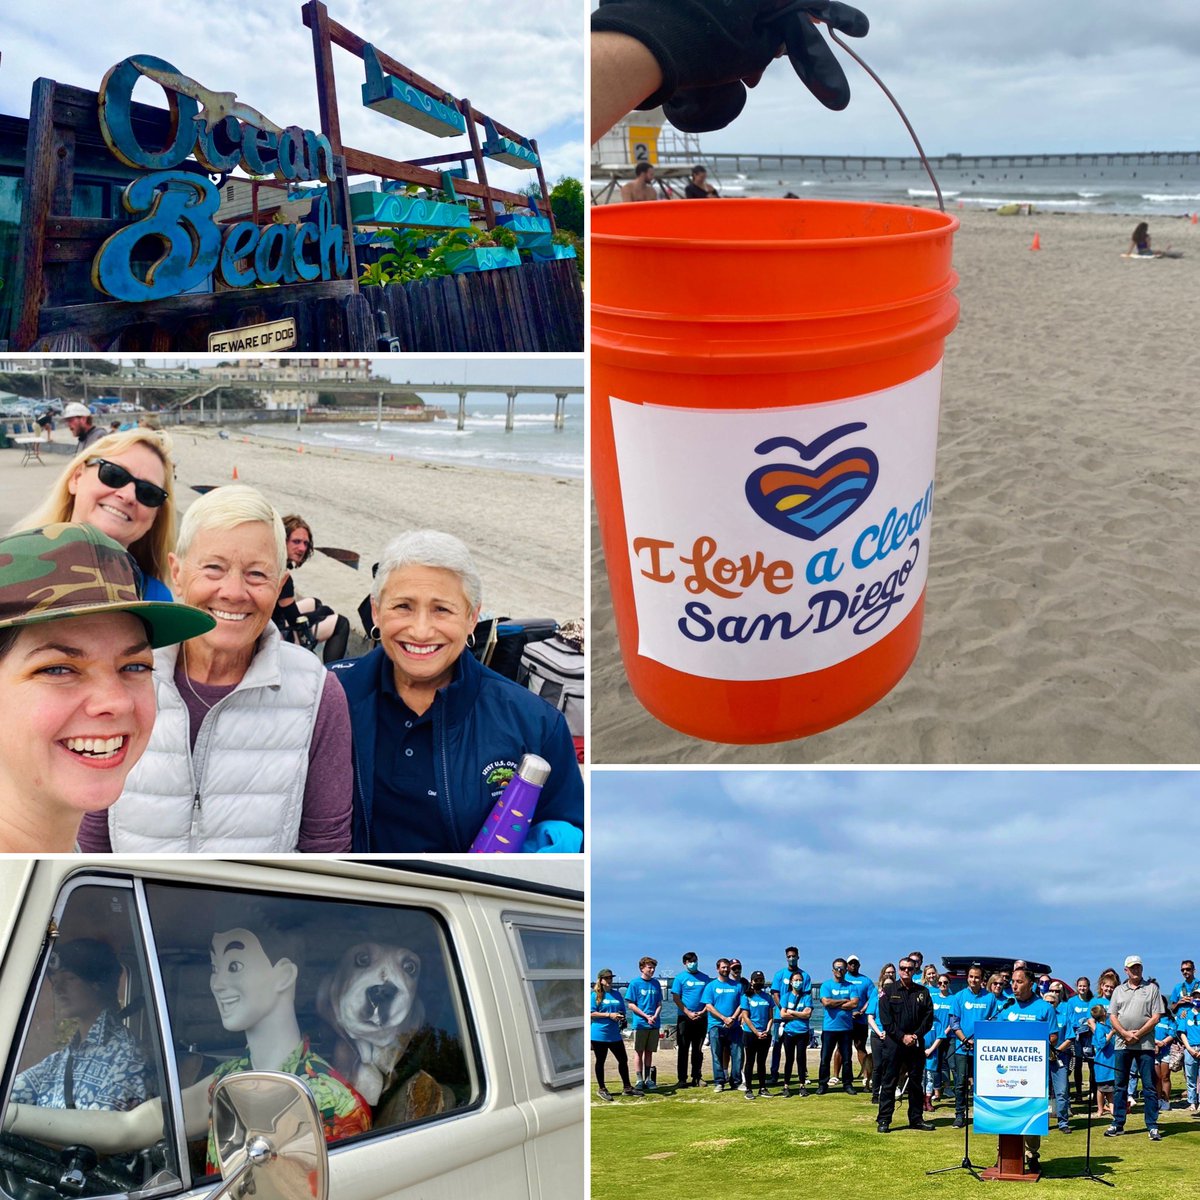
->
[328, 647, 583, 852]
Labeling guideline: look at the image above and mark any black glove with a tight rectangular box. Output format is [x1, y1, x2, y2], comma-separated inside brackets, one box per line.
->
[593, 0, 868, 132]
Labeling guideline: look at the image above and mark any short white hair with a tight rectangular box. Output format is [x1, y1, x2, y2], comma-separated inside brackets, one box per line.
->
[373, 530, 482, 612]
[175, 484, 286, 575]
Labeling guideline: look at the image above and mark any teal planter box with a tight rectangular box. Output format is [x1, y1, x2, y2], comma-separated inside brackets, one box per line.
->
[444, 246, 521, 274]
[496, 213, 553, 251]
[530, 244, 577, 262]
[483, 135, 539, 169]
[350, 192, 472, 229]
[361, 44, 465, 137]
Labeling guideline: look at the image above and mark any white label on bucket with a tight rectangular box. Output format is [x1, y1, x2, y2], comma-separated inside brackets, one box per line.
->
[609, 363, 942, 681]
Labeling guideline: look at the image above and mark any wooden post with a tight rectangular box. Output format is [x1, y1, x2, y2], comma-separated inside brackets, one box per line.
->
[462, 101, 494, 230]
[13, 79, 60, 350]
[531, 138, 555, 233]
[979, 1135, 1039, 1182]
[304, 0, 343, 154]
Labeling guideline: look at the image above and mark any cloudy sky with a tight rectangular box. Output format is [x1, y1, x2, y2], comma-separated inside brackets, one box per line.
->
[591, 770, 1198, 989]
[1, 0, 584, 185]
[594, 0, 1200, 156]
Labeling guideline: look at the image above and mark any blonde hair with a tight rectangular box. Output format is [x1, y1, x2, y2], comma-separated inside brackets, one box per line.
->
[13, 428, 177, 582]
[175, 484, 286, 575]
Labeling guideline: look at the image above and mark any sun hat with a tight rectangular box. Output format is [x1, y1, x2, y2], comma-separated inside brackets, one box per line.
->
[0, 523, 214, 648]
[62, 402, 92, 419]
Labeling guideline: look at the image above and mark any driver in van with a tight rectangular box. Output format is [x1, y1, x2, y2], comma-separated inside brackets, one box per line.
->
[11, 939, 156, 1112]
[4, 912, 371, 1166]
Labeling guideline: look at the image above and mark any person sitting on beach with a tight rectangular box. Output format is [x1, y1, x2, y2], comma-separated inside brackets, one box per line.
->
[0, 523, 213, 852]
[684, 165, 719, 198]
[76, 485, 353, 853]
[327, 529, 583, 853]
[1127, 221, 1181, 258]
[620, 160, 658, 202]
[15, 428, 180, 601]
[272, 514, 351, 664]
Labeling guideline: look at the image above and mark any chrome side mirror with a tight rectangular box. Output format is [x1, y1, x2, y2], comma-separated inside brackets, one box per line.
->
[207, 1072, 329, 1200]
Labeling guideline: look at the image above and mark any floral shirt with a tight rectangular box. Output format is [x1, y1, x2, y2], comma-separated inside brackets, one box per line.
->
[206, 1037, 371, 1172]
[11, 1009, 156, 1111]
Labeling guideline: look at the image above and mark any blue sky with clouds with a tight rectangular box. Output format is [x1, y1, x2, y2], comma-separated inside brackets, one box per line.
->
[591, 770, 1200, 989]
[1, 0, 584, 185]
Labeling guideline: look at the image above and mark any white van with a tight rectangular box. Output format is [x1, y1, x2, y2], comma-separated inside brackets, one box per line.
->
[0, 858, 583, 1200]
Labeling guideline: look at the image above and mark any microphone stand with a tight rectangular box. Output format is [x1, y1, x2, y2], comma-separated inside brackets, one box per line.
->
[926, 1050, 981, 1179]
[1055, 1069, 1114, 1186]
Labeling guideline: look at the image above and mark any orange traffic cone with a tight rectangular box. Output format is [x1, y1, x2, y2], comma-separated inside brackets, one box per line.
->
[1192, 213, 1199, 225]
[232, 465, 239, 480]
[1030, 232, 1041, 251]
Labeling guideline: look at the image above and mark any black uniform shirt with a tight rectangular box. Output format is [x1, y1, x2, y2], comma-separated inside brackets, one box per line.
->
[879, 980, 935, 1039]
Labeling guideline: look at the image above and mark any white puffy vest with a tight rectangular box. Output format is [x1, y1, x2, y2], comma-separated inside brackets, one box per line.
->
[111, 623, 325, 851]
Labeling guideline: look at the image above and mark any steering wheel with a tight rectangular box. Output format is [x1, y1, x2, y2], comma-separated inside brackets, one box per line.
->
[0, 1133, 138, 1196]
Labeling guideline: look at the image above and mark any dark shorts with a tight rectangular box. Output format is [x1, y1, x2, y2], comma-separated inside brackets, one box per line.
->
[852, 1024, 868, 1051]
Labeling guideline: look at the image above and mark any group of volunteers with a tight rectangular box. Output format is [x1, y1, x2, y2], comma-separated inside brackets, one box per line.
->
[591, 949, 1200, 1150]
[0, 427, 583, 853]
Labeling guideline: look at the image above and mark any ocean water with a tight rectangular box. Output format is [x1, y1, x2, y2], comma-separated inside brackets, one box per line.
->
[682, 158, 1200, 217]
[244, 396, 584, 479]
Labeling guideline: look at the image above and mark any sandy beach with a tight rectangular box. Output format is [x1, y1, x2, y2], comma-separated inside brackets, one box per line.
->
[591, 208, 1200, 764]
[1, 428, 585, 627]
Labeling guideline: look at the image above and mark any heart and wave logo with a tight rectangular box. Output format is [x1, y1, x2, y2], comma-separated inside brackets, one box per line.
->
[744, 424, 879, 541]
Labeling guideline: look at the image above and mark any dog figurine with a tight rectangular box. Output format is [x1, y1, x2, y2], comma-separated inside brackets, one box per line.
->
[318, 942, 453, 1124]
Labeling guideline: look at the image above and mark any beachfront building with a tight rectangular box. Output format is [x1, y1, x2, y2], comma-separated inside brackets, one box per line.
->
[198, 360, 375, 410]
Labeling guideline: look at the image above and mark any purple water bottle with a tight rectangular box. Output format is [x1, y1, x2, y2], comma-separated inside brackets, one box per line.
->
[470, 753, 550, 852]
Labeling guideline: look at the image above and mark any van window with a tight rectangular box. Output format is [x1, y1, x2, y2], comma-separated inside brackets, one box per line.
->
[1, 876, 482, 1200]
[504, 914, 584, 1088]
[2, 879, 178, 1199]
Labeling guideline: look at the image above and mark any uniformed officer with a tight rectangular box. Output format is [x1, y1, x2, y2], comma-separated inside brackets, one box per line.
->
[876, 956, 935, 1133]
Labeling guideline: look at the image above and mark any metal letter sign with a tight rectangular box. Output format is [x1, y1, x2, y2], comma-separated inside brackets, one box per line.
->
[92, 55, 347, 301]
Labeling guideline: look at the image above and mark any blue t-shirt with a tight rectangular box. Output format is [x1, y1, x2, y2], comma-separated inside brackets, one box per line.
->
[1178, 1005, 1200, 1046]
[590, 990, 626, 1044]
[671, 968, 712, 1016]
[701, 978, 744, 1029]
[1066, 996, 1093, 1044]
[819, 979, 856, 1032]
[142, 575, 172, 601]
[931, 992, 955, 1041]
[624, 977, 662, 1029]
[740, 990, 773, 1034]
[1154, 1015, 1177, 1045]
[845, 971, 872, 1024]
[1002, 996, 1054, 1025]
[780, 985, 812, 1034]
[1171, 979, 1197, 1008]
[772, 965, 811, 1001]
[951, 988, 998, 1054]
[1093, 1017, 1116, 1080]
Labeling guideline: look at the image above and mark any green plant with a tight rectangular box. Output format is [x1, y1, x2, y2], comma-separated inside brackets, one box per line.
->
[550, 175, 584, 236]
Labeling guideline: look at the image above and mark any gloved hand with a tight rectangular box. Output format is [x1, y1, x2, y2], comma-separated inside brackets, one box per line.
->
[591, 0, 868, 132]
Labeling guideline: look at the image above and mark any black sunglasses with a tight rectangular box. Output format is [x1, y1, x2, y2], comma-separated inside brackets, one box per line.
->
[86, 458, 168, 508]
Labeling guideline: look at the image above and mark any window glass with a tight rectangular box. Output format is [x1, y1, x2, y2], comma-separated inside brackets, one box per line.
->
[505, 916, 584, 1088]
[141, 883, 480, 1178]
[0, 882, 178, 1200]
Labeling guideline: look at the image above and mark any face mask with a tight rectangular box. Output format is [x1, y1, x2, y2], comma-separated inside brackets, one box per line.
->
[787, 957, 798, 967]
[684, 962, 697, 972]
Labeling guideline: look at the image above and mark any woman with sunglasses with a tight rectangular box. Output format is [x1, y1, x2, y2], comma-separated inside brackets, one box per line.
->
[76, 485, 353, 853]
[272, 515, 350, 664]
[15, 429, 177, 601]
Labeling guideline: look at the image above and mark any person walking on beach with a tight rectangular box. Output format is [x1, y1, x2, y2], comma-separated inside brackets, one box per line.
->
[876, 957, 935, 1133]
[620, 161, 658, 202]
[624, 956, 663, 1091]
[1105, 955, 1165, 1141]
[671, 952, 711, 1088]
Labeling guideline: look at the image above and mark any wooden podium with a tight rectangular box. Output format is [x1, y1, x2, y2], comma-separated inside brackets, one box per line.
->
[980, 1134, 1040, 1182]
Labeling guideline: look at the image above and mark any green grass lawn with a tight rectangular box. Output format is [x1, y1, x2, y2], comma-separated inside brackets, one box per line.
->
[591, 1063, 1200, 1197]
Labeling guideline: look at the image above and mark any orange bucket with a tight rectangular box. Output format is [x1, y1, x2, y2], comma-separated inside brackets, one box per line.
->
[592, 198, 959, 743]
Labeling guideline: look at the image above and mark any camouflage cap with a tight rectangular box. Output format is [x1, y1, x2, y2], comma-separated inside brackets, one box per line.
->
[0, 523, 214, 648]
